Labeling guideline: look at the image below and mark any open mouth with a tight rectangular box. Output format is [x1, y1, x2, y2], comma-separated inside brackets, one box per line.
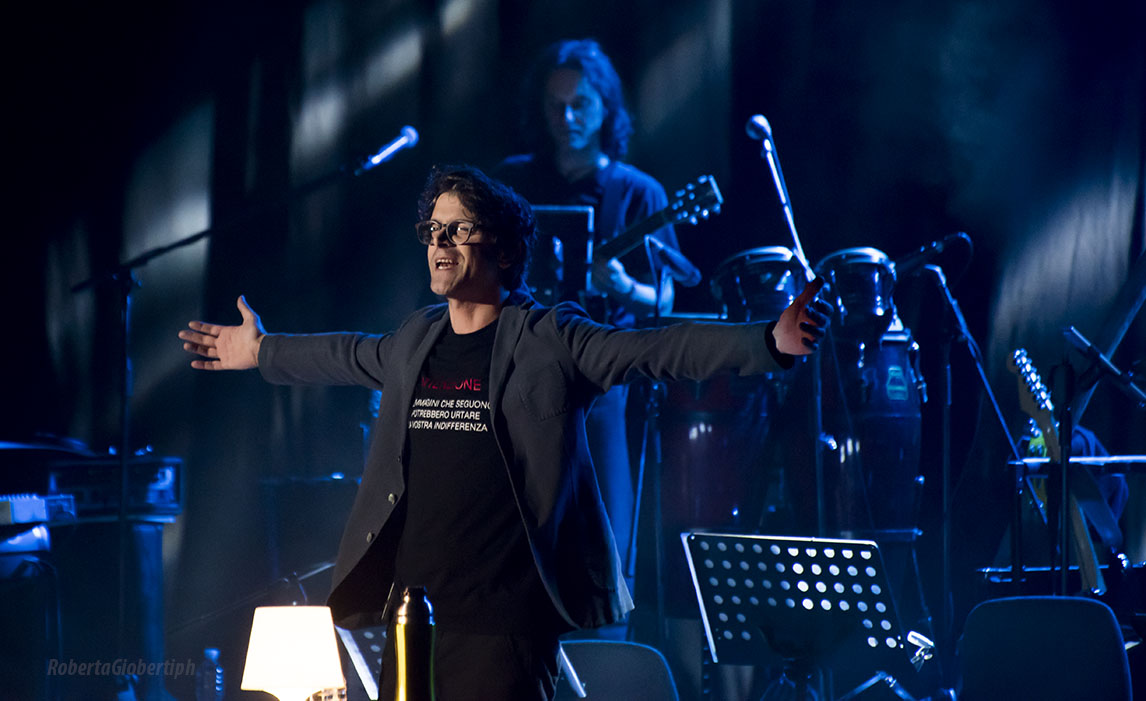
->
[435, 258, 457, 270]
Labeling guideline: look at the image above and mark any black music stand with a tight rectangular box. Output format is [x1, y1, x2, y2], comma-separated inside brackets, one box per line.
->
[683, 532, 918, 700]
[336, 624, 386, 700]
[529, 205, 595, 306]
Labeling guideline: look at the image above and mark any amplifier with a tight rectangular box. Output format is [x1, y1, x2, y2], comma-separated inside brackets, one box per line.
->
[46, 456, 183, 516]
[0, 493, 76, 525]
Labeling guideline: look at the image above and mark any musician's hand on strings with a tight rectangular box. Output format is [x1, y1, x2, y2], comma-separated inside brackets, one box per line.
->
[179, 295, 266, 370]
[773, 277, 832, 355]
[590, 258, 637, 300]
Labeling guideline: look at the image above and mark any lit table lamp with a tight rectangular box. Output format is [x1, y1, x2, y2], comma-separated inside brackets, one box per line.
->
[241, 606, 346, 701]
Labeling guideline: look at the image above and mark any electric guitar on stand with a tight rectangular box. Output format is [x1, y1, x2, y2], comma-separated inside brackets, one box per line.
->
[1008, 348, 1106, 594]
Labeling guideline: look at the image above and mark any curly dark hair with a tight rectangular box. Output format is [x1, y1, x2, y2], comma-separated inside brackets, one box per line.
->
[519, 38, 634, 160]
[417, 165, 536, 292]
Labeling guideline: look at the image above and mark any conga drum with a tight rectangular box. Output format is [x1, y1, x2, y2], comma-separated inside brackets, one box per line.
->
[711, 246, 806, 322]
[651, 371, 782, 616]
[815, 247, 897, 340]
[818, 324, 925, 537]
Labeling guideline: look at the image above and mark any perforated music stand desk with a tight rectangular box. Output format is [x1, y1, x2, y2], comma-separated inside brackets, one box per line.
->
[683, 532, 911, 697]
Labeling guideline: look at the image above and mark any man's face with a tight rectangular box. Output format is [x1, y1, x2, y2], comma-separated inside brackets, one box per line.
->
[426, 192, 504, 301]
[543, 68, 605, 153]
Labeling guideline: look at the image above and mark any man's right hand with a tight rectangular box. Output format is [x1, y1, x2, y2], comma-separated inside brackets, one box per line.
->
[179, 295, 266, 370]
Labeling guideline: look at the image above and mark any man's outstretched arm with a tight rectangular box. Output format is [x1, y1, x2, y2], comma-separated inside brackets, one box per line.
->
[179, 295, 265, 371]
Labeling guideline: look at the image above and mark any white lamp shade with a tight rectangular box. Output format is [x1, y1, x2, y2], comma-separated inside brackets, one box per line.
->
[241, 606, 345, 701]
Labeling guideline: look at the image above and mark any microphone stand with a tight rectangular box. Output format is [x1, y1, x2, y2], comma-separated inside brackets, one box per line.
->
[756, 129, 810, 280]
[1055, 326, 1144, 596]
[749, 115, 828, 538]
[1066, 326, 1146, 408]
[68, 133, 415, 691]
[751, 115, 841, 695]
[1050, 357, 1076, 596]
[168, 560, 333, 636]
[920, 265, 1021, 687]
[629, 246, 671, 645]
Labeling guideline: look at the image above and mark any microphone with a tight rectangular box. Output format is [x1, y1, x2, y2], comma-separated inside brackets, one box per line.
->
[745, 114, 772, 141]
[892, 232, 972, 278]
[744, 114, 815, 281]
[354, 126, 419, 175]
[646, 236, 702, 287]
[1064, 326, 1146, 406]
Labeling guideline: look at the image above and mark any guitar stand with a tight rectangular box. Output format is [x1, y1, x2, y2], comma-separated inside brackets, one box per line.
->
[683, 532, 933, 701]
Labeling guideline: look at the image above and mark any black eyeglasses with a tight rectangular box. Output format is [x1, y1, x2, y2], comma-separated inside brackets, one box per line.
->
[415, 220, 480, 246]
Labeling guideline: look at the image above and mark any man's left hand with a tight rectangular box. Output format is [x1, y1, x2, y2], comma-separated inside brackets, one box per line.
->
[773, 277, 832, 355]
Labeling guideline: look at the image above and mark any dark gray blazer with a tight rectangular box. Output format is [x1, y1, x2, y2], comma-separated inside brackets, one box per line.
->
[258, 289, 789, 630]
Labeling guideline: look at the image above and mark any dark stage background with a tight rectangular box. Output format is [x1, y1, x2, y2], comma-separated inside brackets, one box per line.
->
[5, 0, 1146, 699]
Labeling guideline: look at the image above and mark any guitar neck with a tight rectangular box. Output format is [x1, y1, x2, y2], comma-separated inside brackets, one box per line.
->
[594, 210, 674, 262]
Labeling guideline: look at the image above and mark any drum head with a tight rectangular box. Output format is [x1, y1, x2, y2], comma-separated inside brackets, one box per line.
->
[815, 247, 897, 338]
[711, 246, 804, 322]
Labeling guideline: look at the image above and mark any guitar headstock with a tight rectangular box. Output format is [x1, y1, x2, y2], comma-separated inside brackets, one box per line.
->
[1007, 348, 1061, 462]
[667, 175, 723, 227]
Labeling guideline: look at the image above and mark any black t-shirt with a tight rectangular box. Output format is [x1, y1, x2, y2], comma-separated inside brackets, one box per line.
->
[394, 319, 559, 634]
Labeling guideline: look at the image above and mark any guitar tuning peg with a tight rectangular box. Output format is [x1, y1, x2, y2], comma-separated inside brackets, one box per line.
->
[700, 209, 710, 219]
[712, 204, 721, 214]
[689, 215, 699, 225]
[686, 182, 695, 191]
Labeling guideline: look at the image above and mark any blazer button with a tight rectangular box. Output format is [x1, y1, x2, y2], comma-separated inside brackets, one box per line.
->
[388, 493, 397, 504]
[365, 531, 374, 543]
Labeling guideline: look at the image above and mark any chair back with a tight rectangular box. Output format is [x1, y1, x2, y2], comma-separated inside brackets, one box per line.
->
[555, 640, 680, 701]
[959, 595, 1131, 701]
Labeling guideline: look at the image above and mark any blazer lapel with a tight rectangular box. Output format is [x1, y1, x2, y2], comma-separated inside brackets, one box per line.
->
[397, 307, 450, 420]
[489, 289, 536, 411]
